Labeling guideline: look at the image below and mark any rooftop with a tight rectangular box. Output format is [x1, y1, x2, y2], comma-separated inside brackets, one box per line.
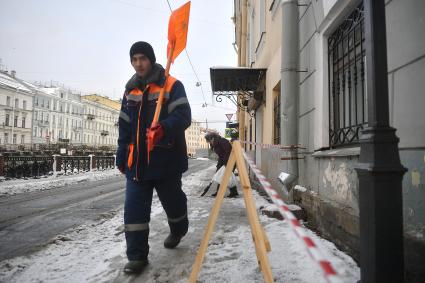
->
[0, 71, 32, 93]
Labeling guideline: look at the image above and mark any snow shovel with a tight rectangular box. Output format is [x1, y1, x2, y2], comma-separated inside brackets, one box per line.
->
[147, 1, 191, 164]
[200, 181, 213, 197]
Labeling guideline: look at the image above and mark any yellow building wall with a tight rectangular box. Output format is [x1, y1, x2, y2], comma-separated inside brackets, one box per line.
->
[185, 120, 204, 156]
[238, 0, 283, 146]
[83, 94, 121, 111]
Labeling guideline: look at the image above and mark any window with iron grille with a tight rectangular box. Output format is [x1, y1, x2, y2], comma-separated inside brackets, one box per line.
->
[328, 3, 366, 147]
[273, 92, 281, 144]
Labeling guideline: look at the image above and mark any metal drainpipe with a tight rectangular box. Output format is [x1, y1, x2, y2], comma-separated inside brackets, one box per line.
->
[280, 0, 299, 197]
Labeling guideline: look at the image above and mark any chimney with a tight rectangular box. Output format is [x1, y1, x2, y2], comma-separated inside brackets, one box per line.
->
[11, 70, 16, 78]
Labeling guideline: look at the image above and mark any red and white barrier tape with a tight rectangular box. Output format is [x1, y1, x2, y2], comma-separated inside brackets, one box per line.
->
[240, 140, 306, 150]
[242, 152, 341, 283]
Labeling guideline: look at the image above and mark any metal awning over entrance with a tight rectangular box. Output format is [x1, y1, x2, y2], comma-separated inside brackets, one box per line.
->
[210, 67, 266, 112]
[210, 67, 266, 93]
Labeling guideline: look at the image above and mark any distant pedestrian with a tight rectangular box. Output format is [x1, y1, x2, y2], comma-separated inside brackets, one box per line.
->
[204, 132, 239, 198]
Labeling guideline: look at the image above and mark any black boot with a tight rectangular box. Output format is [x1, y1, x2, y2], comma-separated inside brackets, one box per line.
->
[227, 186, 239, 198]
[123, 259, 149, 274]
[164, 233, 184, 249]
[166, 214, 188, 249]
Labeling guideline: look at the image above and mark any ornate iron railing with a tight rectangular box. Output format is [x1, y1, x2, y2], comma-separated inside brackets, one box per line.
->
[94, 156, 115, 170]
[60, 156, 91, 174]
[0, 154, 116, 179]
[328, 3, 367, 147]
[3, 156, 54, 178]
[0, 143, 116, 155]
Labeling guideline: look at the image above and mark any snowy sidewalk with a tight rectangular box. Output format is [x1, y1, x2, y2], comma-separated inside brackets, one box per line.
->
[0, 170, 121, 197]
[0, 165, 360, 283]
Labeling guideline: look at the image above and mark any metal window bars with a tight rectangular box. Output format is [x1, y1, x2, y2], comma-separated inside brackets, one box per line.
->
[328, 3, 367, 147]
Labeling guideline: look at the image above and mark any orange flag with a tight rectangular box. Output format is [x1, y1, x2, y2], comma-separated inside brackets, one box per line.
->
[148, 1, 191, 164]
[167, 1, 191, 63]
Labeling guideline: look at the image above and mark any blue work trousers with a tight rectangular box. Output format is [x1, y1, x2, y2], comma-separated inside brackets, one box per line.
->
[124, 175, 188, 261]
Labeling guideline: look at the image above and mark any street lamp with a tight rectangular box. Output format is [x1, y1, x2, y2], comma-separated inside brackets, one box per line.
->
[355, 1, 406, 282]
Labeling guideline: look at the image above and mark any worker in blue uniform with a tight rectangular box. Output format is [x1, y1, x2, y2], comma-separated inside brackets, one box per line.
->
[116, 41, 191, 274]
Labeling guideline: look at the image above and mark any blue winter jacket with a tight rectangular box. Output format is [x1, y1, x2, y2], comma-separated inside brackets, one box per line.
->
[116, 70, 191, 181]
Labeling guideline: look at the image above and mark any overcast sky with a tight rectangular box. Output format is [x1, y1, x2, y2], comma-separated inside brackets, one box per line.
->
[0, 0, 237, 133]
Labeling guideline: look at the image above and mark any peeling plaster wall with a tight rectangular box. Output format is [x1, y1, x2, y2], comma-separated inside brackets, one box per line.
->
[294, 0, 425, 272]
[319, 157, 359, 213]
[401, 149, 425, 236]
[240, 0, 425, 275]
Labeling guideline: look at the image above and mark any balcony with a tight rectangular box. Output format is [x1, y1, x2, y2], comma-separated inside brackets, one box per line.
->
[101, 130, 109, 136]
[87, 114, 95, 120]
[38, 120, 49, 127]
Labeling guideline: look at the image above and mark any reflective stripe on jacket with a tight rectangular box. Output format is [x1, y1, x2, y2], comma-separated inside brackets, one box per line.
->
[116, 75, 191, 181]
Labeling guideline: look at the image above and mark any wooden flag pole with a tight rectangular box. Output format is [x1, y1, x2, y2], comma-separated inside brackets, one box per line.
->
[152, 43, 174, 124]
[148, 1, 190, 161]
[147, 43, 174, 163]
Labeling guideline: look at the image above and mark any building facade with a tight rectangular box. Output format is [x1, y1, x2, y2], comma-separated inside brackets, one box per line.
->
[232, 0, 425, 278]
[0, 71, 33, 146]
[198, 127, 211, 150]
[82, 95, 119, 146]
[184, 121, 220, 157]
[1, 71, 120, 148]
[185, 120, 202, 157]
[35, 86, 84, 144]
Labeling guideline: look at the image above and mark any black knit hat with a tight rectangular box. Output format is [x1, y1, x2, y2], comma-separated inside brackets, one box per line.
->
[129, 41, 156, 64]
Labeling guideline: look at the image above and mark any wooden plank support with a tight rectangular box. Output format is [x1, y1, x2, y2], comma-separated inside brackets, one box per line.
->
[188, 151, 236, 283]
[189, 141, 274, 283]
[262, 226, 272, 252]
[233, 141, 274, 283]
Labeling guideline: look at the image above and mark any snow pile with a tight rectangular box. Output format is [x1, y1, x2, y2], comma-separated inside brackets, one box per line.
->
[0, 169, 121, 197]
[0, 165, 360, 283]
[0, 209, 126, 283]
[294, 185, 308, 192]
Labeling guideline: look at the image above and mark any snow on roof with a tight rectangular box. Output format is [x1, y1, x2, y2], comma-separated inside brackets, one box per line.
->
[0, 71, 32, 93]
[19, 80, 40, 91]
[40, 87, 59, 95]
